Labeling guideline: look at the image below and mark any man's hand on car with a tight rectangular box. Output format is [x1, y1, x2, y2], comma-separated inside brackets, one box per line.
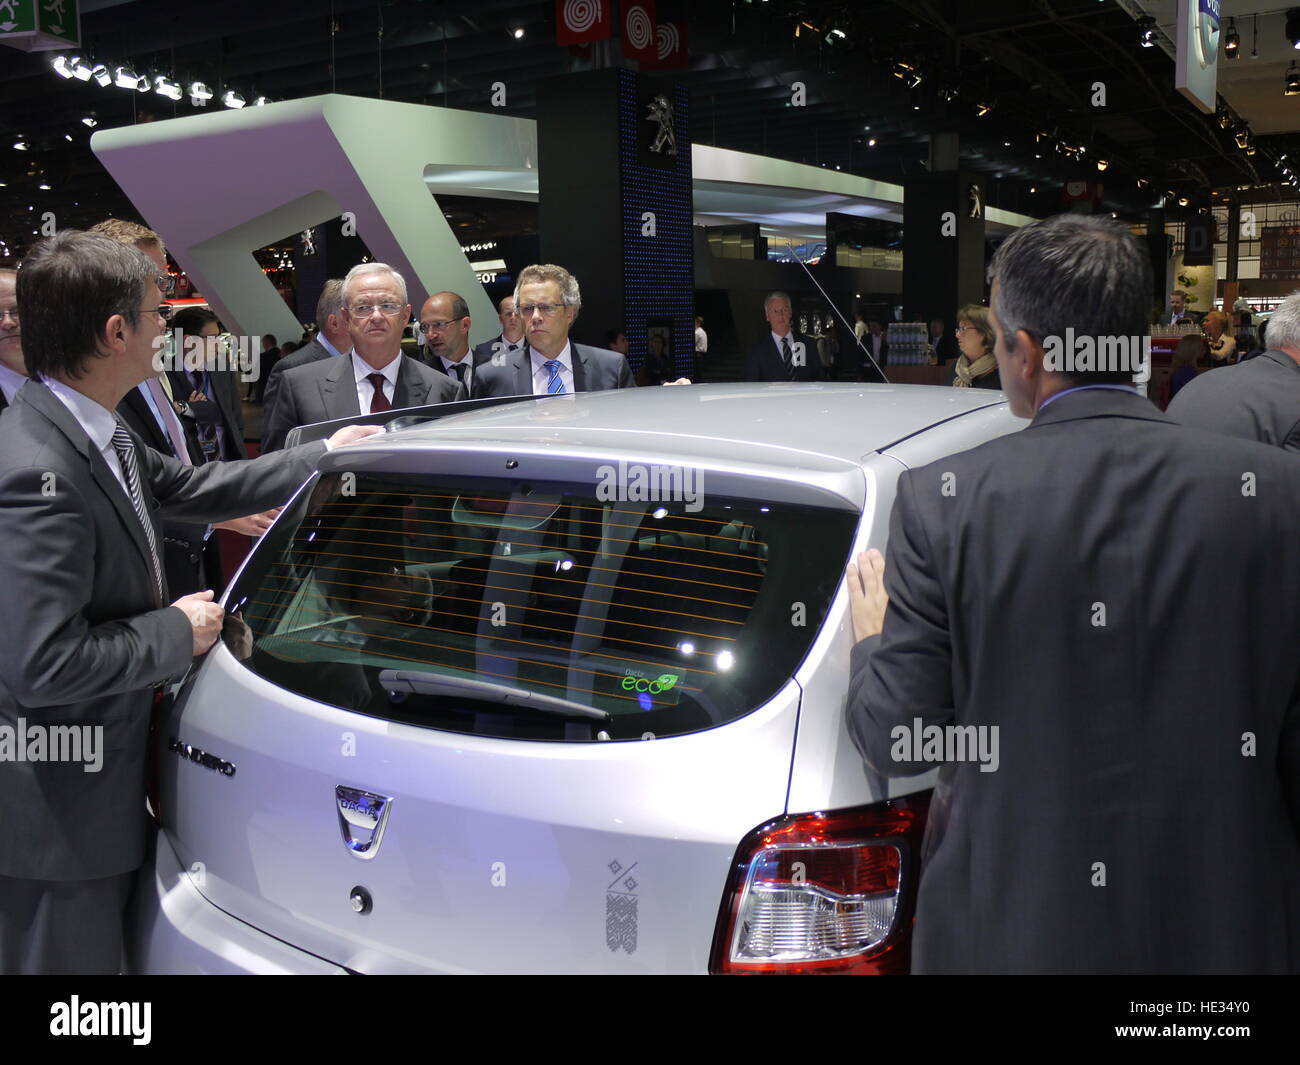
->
[325, 424, 384, 449]
[213, 507, 281, 537]
[173, 589, 225, 656]
[845, 548, 889, 642]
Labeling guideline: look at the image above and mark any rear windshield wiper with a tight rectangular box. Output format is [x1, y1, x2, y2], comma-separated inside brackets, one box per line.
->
[378, 669, 611, 722]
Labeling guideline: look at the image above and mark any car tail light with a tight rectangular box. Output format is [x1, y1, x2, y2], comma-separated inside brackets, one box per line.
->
[710, 795, 929, 974]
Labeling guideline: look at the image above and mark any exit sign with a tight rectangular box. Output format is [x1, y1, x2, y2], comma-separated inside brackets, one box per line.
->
[0, 0, 81, 51]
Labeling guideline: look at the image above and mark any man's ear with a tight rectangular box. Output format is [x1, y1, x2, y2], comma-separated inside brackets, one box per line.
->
[1015, 329, 1045, 379]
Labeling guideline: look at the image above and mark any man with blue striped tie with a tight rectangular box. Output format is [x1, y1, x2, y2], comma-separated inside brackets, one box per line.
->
[471, 263, 634, 398]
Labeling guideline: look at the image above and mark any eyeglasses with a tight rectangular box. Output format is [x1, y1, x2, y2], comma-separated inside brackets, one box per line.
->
[0, 308, 18, 324]
[517, 302, 566, 319]
[420, 318, 465, 333]
[349, 302, 405, 318]
[955, 325, 978, 335]
[153, 304, 176, 322]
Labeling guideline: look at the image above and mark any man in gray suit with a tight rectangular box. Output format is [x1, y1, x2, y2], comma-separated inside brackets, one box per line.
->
[262, 263, 465, 451]
[0, 231, 378, 973]
[845, 214, 1300, 974]
[419, 291, 489, 396]
[1167, 290, 1300, 452]
[472, 263, 634, 397]
[261, 278, 348, 430]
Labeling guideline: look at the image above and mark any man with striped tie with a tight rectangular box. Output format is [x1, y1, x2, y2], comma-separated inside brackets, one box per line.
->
[471, 263, 634, 398]
[0, 230, 379, 974]
[743, 291, 819, 382]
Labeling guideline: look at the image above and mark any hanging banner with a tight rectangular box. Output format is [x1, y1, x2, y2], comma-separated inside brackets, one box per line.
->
[555, 0, 611, 46]
[1174, 0, 1220, 114]
[0, 0, 81, 51]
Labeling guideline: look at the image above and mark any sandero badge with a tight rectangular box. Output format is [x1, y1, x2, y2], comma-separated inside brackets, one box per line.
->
[335, 785, 394, 860]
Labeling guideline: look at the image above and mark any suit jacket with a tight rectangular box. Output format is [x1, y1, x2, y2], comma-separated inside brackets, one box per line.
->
[168, 366, 245, 462]
[743, 332, 820, 382]
[117, 386, 212, 599]
[847, 388, 1300, 974]
[0, 378, 327, 880]
[471, 343, 635, 398]
[260, 338, 335, 430]
[1166, 348, 1300, 452]
[261, 351, 465, 451]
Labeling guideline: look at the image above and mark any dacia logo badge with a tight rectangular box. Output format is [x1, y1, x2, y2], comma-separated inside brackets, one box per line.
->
[335, 785, 394, 860]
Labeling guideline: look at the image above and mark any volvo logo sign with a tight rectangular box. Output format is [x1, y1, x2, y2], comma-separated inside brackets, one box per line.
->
[1193, 0, 1220, 70]
[335, 785, 394, 860]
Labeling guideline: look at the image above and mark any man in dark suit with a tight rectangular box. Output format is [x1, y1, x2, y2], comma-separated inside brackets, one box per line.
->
[472, 263, 634, 397]
[845, 214, 1300, 974]
[929, 318, 959, 363]
[418, 291, 489, 396]
[743, 292, 818, 382]
[262, 263, 465, 451]
[0, 230, 379, 973]
[1167, 292, 1300, 452]
[261, 279, 348, 428]
[470, 293, 527, 365]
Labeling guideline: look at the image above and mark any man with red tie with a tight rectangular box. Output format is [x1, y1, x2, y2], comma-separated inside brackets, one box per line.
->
[262, 262, 465, 451]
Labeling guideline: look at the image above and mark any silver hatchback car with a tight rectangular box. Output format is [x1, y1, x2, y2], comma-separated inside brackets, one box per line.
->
[128, 383, 1021, 975]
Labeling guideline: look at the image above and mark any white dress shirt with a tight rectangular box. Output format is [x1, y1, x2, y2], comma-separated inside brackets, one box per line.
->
[42, 376, 129, 493]
[529, 342, 575, 395]
[352, 351, 402, 411]
[694, 326, 708, 353]
[0, 362, 27, 406]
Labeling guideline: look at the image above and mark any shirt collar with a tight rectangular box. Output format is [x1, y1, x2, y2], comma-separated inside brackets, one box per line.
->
[352, 350, 402, 386]
[0, 362, 27, 405]
[771, 330, 792, 347]
[1263, 348, 1300, 375]
[1038, 383, 1141, 411]
[40, 375, 120, 452]
[440, 353, 471, 373]
[530, 341, 572, 369]
[318, 333, 345, 359]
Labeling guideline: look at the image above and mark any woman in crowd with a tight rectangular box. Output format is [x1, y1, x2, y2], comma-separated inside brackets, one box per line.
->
[948, 303, 1001, 390]
[1203, 310, 1236, 366]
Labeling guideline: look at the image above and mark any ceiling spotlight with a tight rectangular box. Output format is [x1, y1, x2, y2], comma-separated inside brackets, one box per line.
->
[90, 63, 111, 87]
[154, 75, 182, 101]
[867, 137, 877, 146]
[1289, 9, 1300, 49]
[52, 55, 74, 79]
[1225, 18, 1240, 58]
[1247, 144, 1258, 155]
[222, 90, 246, 108]
[1217, 109, 1233, 130]
[1138, 16, 1156, 48]
[1137, 177, 1150, 188]
[63, 133, 72, 142]
[189, 81, 213, 106]
[12, 141, 28, 151]
[1178, 196, 1189, 206]
[892, 60, 922, 89]
[114, 65, 148, 91]
[70, 57, 93, 81]
[81, 115, 97, 127]
[253, 96, 268, 106]
[1287, 62, 1300, 96]
[512, 26, 524, 39]
[1097, 158, 1109, 172]
[38, 183, 51, 191]
[1235, 127, 1250, 149]
[975, 99, 994, 117]
[1030, 186, 1037, 193]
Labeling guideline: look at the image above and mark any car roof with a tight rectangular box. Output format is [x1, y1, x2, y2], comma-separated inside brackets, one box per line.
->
[364, 383, 1007, 468]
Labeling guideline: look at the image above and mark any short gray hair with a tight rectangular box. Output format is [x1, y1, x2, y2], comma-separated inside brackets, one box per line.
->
[515, 263, 581, 311]
[1262, 290, 1300, 351]
[315, 278, 344, 328]
[989, 214, 1150, 382]
[764, 291, 792, 310]
[342, 262, 408, 308]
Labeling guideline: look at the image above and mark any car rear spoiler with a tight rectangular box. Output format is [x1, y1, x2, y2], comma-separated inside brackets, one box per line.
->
[283, 393, 558, 449]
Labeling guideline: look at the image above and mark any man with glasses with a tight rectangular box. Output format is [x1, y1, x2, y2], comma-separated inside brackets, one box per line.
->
[0, 230, 380, 973]
[418, 290, 487, 396]
[472, 263, 634, 397]
[0, 268, 22, 413]
[262, 262, 465, 451]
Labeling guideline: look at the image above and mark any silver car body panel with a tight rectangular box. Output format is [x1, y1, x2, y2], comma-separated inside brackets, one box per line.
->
[140, 384, 1022, 974]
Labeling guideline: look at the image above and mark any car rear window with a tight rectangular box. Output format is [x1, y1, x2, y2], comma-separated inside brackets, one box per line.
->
[226, 470, 858, 742]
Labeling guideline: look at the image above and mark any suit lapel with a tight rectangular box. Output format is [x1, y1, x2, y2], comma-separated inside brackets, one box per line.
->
[393, 355, 426, 408]
[514, 350, 533, 396]
[321, 353, 360, 419]
[570, 345, 588, 393]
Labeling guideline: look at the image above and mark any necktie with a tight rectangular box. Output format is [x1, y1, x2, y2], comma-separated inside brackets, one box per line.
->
[110, 422, 165, 604]
[451, 362, 467, 386]
[543, 359, 566, 394]
[367, 372, 391, 412]
[144, 376, 191, 464]
[781, 336, 796, 380]
[188, 368, 219, 463]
